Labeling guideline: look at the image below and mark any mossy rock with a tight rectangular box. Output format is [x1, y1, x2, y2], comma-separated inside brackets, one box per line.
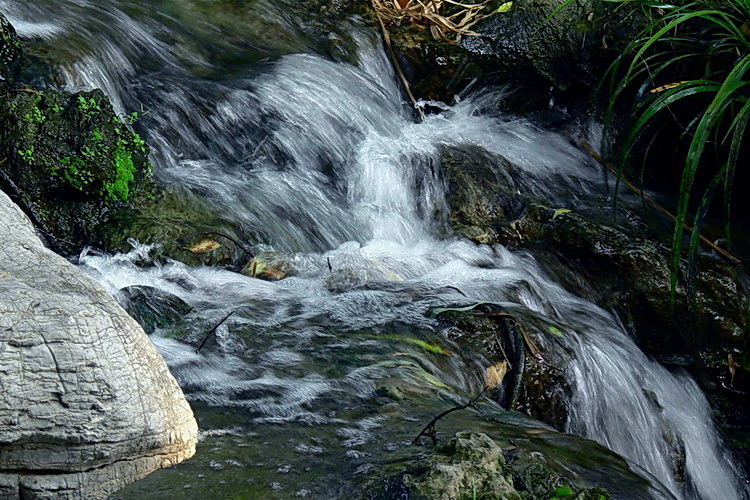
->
[402, 432, 522, 500]
[367, 430, 625, 500]
[104, 188, 248, 268]
[0, 86, 153, 253]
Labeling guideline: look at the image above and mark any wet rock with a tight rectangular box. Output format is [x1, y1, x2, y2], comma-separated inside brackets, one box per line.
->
[0, 83, 154, 254]
[376, 1, 644, 111]
[366, 424, 668, 500]
[0, 13, 21, 83]
[106, 189, 247, 268]
[441, 142, 750, 469]
[441, 143, 748, 355]
[0, 15, 160, 255]
[0, 190, 197, 499]
[117, 285, 193, 335]
[434, 303, 571, 431]
[402, 432, 522, 500]
[241, 251, 294, 281]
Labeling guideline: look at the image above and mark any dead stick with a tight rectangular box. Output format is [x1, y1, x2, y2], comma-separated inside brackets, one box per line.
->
[374, 10, 425, 122]
[195, 311, 235, 353]
[579, 140, 741, 266]
[412, 386, 488, 445]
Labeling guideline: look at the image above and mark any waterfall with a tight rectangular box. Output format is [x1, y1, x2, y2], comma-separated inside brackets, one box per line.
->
[4, 0, 748, 498]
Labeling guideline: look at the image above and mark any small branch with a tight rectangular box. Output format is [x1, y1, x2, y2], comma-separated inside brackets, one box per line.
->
[412, 386, 488, 445]
[374, 9, 425, 122]
[195, 311, 235, 353]
[13, 88, 44, 95]
[443, 285, 467, 296]
[578, 140, 741, 266]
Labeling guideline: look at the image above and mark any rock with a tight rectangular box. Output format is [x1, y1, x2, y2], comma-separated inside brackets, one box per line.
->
[434, 303, 571, 431]
[377, 0, 644, 112]
[0, 189, 197, 499]
[241, 251, 294, 281]
[0, 85, 154, 253]
[440, 143, 750, 471]
[0, 13, 22, 83]
[116, 285, 193, 335]
[367, 425, 668, 499]
[402, 432, 522, 500]
[104, 189, 247, 268]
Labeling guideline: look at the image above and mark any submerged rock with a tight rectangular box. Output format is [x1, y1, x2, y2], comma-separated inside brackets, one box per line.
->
[0, 190, 197, 499]
[117, 285, 194, 335]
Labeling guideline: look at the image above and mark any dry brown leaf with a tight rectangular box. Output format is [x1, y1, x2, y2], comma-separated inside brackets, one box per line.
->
[728, 353, 737, 387]
[186, 239, 221, 254]
[484, 361, 508, 389]
[649, 81, 691, 94]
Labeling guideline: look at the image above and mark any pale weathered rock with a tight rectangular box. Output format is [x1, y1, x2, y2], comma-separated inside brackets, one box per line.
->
[0, 190, 198, 499]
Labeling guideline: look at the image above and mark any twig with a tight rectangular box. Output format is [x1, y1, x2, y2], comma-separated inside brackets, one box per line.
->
[374, 10, 425, 122]
[443, 285, 467, 296]
[578, 140, 741, 265]
[195, 311, 235, 353]
[183, 231, 254, 258]
[13, 88, 44, 95]
[412, 386, 488, 445]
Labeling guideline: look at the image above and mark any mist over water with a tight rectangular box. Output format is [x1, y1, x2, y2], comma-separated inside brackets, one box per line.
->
[4, 0, 748, 497]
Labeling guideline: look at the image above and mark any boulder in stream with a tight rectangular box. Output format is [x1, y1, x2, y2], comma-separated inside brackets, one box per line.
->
[0, 190, 198, 499]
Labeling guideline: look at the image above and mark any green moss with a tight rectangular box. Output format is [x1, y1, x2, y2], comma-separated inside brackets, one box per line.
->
[106, 141, 135, 201]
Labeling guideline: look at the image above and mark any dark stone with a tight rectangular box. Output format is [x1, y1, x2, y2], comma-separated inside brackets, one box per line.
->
[0, 13, 22, 83]
[117, 285, 193, 335]
[377, 1, 645, 115]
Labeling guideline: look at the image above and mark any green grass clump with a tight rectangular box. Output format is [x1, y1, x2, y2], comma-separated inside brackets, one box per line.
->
[604, 0, 749, 297]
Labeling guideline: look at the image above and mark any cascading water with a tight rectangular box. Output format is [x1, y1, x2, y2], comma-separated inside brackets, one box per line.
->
[4, 1, 748, 498]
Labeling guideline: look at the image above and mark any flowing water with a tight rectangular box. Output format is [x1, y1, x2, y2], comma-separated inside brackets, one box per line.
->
[3, 1, 749, 498]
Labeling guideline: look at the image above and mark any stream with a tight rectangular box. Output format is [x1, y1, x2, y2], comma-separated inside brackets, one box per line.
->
[3, 0, 749, 498]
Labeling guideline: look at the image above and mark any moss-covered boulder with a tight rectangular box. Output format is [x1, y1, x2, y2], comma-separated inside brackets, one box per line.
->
[367, 425, 666, 499]
[0, 86, 153, 252]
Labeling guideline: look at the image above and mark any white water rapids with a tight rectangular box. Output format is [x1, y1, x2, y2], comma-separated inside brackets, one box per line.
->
[3, 1, 748, 498]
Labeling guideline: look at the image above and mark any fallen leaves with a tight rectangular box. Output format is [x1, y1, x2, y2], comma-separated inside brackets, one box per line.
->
[371, 0, 512, 44]
[728, 353, 737, 387]
[484, 361, 508, 389]
[186, 238, 221, 254]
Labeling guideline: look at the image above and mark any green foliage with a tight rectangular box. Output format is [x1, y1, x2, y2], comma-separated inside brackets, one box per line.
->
[77, 95, 101, 117]
[61, 155, 93, 190]
[604, 0, 749, 299]
[18, 146, 35, 163]
[22, 95, 46, 124]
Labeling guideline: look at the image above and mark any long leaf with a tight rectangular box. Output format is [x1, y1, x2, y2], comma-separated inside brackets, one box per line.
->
[670, 54, 750, 299]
